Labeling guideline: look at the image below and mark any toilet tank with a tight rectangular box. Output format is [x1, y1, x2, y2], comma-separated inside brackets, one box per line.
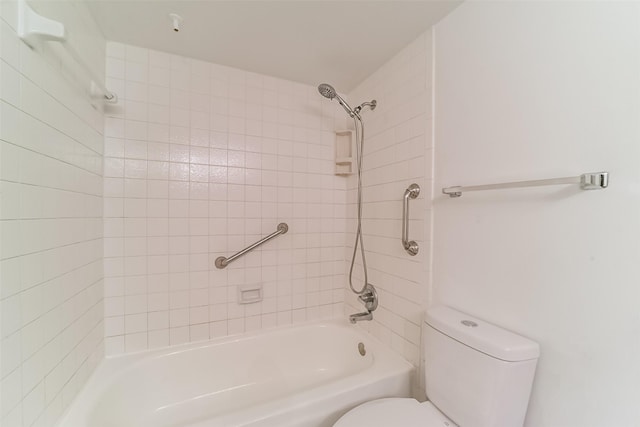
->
[424, 306, 539, 427]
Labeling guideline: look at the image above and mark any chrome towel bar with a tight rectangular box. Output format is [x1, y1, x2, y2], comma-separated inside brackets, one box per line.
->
[402, 184, 420, 256]
[215, 223, 288, 269]
[442, 172, 609, 198]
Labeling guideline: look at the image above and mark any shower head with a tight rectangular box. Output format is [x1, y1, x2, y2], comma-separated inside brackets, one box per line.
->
[318, 83, 337, 100]
[317, 83, 357, 118]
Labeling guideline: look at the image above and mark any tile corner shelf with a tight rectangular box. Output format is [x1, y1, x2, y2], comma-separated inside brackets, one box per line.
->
[335, 130, 355, 175]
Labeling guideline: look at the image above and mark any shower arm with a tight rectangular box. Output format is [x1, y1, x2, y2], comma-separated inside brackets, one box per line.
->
[354, 100, 377, 115]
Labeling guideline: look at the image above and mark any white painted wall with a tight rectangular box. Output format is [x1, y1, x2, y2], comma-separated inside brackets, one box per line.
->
[432, 2, 640, 426]
[0, 1, 105, 425]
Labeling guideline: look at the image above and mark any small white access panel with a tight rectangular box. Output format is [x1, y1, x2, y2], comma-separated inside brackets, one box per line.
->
[237, 284, 263, 304]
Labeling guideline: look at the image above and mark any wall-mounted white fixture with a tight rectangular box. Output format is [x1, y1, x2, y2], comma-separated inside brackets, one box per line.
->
[169, 13, 183, 32]
[17, 0, 65, 46]
[17, 0, 117, 103]
[335, 130, 354, 175]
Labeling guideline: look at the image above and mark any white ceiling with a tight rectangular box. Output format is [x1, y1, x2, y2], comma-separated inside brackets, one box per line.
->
[87, 1, 462, 92]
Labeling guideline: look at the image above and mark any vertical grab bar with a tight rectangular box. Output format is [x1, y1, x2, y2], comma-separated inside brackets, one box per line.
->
[402, 184, 420, 256]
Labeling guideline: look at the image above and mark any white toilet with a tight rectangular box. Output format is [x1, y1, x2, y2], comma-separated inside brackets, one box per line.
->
[335, 306, 540, 427]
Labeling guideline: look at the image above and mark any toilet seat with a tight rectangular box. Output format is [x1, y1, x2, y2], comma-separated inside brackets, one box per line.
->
[333, 398, 457, 427]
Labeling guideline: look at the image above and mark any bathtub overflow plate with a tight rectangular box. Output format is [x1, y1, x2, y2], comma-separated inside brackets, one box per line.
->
[358, 342, 366, 356]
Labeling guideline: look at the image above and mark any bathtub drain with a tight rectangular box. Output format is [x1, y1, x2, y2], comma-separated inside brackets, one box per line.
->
[358, 342, 366, 356]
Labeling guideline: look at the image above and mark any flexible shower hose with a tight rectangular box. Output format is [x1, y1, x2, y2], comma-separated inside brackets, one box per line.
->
[348, 115, 368, 295]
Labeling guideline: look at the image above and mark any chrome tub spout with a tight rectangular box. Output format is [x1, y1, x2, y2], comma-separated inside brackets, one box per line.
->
[349, 312, 373, 324]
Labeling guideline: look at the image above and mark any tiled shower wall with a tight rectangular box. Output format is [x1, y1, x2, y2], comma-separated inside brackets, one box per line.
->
[103, 43, 348, 355]
[0, 2, 105, 426]
[345, 32, 433, 373]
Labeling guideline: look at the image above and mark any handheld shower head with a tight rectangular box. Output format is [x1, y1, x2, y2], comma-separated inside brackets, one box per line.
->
[318, 83, 337, 100]
[317, 83, 377, 299]
[317, 83, 357, 118]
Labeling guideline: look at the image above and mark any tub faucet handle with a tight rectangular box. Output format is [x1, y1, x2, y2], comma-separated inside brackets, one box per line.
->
[358, 283, 378, 312]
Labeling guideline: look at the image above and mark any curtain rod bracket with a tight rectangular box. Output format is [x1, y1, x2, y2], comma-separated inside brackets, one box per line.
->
[17, 0, 117, 103]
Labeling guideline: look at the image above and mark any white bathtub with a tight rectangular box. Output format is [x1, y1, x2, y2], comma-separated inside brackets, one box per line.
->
[58, 320, 414, 427]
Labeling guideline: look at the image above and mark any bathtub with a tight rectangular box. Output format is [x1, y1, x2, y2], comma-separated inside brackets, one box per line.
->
[58, 320, 414, 427]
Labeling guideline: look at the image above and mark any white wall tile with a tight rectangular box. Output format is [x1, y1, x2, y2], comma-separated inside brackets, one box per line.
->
[0, 2, 105, 426]
[104, 43, 347, 354]
[346, 32, 432, 387]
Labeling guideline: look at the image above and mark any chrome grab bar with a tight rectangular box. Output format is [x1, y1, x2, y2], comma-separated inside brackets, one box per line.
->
[402, 184, 420, 256]
[442, 171, 609, 198]
[215, 223, 288, 269]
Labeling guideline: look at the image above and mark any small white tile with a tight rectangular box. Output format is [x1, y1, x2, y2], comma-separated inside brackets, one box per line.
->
[105, 336, 124, 356]
[125, 45, 149, 63]
[209, 321, 227, 338]
[125, 313, 147, 334]
[189, 323, 209, 342]
[189, 306, 208, 324]
[1, 332, 22, 377]
[169, 326, 189, 345]
[227, 318, 245, 335]
[125, 332, 148, 353]
[105, 316, 125, 337]
[21, 381, 45, 426]
[169, 309, 189, 327]
[148, 311, 169, 330]
[148, 329, 169, 348]
[124, 295, 147, 314]
[276, 311, 292, 326]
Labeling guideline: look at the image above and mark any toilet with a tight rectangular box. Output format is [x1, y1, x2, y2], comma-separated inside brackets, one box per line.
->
[335, 305, 540, 427]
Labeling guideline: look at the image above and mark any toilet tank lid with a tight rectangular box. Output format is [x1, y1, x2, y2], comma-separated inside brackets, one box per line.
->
[425, 306, 540, 362]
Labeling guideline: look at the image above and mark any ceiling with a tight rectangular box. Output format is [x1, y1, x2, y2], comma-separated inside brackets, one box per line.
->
[87, 1, 462, 92]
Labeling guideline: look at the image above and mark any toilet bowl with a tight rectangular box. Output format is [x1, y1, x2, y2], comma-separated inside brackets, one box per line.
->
[334, 398, 455, 427]
[334, 306, 539, 427]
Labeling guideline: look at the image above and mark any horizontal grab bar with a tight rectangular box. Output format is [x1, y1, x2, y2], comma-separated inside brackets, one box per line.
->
[215, 223, 288, 269]
[442, 172, 609, 198]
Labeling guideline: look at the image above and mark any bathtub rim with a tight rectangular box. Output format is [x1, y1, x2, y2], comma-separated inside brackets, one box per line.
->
[56, 318, 415, 427]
